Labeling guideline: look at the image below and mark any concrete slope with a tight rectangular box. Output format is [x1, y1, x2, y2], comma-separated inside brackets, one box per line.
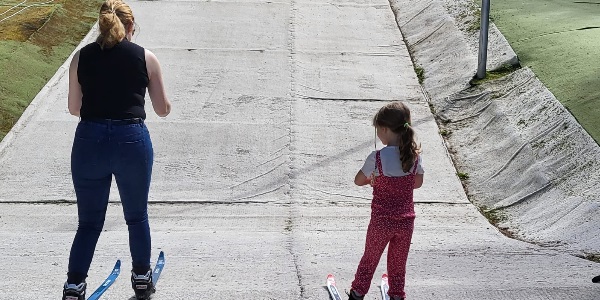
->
[0, 0, 599, 299]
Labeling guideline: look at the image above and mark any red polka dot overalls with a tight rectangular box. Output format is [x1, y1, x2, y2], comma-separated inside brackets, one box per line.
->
[351, 151, 419, 299]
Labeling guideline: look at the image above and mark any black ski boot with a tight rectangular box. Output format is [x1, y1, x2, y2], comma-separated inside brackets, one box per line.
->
[347, 290, 365, 300]
[62, 282, 86, 300]
[131, 269, 156, 299]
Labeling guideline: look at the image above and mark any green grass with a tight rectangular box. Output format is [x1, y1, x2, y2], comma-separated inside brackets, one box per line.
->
[414, 65, 425, 84]
[439, 129, 451, 137]
[480, 206, 505, 227]
[488, 0, 600, 143]
[0, 0, 102, 142]
[466, 8, 481, 33]
[457, 172, 470, 180]
[469, 63, 521, 85]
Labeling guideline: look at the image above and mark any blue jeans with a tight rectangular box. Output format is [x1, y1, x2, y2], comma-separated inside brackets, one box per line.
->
[67, 120, 153, 283]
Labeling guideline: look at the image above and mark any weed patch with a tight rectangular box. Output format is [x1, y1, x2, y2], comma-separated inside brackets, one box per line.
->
[480, 206, 505, 226]
[414, 65, 424, 84]
[469, 63, 521, 85]
[439, 129, 451, 137]
[456, 171, 470, 180]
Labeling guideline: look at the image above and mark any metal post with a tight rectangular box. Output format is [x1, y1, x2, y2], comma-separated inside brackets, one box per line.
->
[476, 0, 491, 79]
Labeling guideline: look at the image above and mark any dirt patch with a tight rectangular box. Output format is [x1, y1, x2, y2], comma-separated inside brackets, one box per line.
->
[0, 1, 101, 48]
[0, 4, 55, 41]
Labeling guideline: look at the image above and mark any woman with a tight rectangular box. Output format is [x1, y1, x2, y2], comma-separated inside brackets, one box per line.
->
[62, 0, 171, 299]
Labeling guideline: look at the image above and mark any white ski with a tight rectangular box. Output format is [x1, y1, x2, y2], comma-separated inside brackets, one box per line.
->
[380, 273, 390, 300]
[326, 274, 343, 300]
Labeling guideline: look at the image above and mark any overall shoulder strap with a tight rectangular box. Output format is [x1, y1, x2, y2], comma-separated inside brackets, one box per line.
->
[375, 151, 384, 175]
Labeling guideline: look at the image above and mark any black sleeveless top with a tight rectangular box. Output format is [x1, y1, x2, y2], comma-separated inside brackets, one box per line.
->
[78, 40, 149, 120]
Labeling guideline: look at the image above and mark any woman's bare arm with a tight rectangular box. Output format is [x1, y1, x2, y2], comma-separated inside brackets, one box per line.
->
[68, 51, 82, 117]
[145, 49, 171, 117]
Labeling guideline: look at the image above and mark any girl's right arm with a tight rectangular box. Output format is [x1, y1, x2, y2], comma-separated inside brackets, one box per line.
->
[354, 170, 371, 186]
[357, 151, 376, 186]
[145, 49, 172, 117]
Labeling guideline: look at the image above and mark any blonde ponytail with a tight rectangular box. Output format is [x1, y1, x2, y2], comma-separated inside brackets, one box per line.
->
[96, 0, 134, 49]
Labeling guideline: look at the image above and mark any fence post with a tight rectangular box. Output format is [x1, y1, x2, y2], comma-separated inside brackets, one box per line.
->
[476, 0, 491, 79]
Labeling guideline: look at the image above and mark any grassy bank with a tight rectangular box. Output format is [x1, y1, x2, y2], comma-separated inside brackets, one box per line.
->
[0, 0, 102, 141]
[489, 0, 600, 143]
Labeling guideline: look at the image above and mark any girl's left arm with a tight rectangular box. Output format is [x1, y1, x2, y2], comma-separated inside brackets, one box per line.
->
[413, 155, 424, 189]
[354, 170, 371, 186]
[68, 50, 82, 117]
[414, 173, 424, 189]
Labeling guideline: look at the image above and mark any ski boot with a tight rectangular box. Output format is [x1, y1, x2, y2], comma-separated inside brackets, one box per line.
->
[347, 290, 365, 300]
[62, 282, 86, 300]
[131, 269, 156, 299]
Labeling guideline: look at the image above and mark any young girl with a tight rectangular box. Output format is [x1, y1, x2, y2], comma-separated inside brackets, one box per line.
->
[348, 102, 424, 300]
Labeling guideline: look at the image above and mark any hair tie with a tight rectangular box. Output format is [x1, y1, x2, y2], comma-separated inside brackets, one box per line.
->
[404, 122, 410, 128]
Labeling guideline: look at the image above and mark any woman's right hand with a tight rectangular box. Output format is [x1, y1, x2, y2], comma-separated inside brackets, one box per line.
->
[145, 49, 171, 117]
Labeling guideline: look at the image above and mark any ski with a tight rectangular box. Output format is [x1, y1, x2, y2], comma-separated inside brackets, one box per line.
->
[380, 273, 390, 300]
[87, 260, 121, 300]
[326, 274, 343, 300]
[152, 251, 165, 285]
[593, 274, 600, 283]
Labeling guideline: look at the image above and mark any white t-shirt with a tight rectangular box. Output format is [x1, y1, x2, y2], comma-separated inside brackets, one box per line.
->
[360, 146, 424, 177]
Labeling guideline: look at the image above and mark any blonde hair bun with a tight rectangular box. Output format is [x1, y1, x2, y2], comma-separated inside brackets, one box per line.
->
[97, 0, 134, 49]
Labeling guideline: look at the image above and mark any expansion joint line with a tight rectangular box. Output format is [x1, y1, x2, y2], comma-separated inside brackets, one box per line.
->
[0, 200, 281, 205]
[285, 210, 306, 299]
[287, 0, 305, 298]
